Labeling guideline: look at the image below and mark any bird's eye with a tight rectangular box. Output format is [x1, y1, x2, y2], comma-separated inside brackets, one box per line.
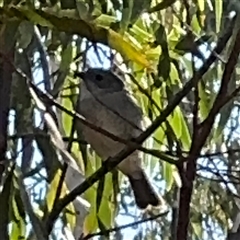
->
[95, 74, 103, 81]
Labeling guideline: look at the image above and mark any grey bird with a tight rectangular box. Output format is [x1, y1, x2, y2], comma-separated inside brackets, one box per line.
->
[76, 68, 161, 209]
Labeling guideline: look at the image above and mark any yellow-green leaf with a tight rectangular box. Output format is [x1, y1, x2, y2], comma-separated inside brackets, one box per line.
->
[215, 0, 223, 33]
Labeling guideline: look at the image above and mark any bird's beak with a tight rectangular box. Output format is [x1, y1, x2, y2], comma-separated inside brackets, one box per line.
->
[74, 71, 85, 79]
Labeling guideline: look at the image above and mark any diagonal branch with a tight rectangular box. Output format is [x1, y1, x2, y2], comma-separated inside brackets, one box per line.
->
[177, 21, 240, 240]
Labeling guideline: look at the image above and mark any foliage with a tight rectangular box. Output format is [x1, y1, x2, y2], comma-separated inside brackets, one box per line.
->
[0, 0, 240, 239]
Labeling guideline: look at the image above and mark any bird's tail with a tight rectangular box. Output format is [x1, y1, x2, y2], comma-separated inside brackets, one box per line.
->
[128, 171, 161, 209]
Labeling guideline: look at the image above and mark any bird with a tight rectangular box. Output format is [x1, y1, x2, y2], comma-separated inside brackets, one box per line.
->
[75, 68, 161, 209]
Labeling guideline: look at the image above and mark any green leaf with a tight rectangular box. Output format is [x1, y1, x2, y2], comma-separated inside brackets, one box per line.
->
[60, 44, 73, 72]
[169, 61, 180, 85]
[61, 87, 74, 137]
[11, 197, 26, 240]
[35, 129, 60, 181]
[148, 0, 177, 13]
[18, 21, 34, 49]
[215, 0, 223, 33]
[83, 208, 98, 235]
[76, 1, 89, 20]
[162, 162, 174, 191]
[96, 175, 105, 212]
[97, 172, 114, 228]
[11, 220, 26, 240]
[191, 15, 201, 34]
[198, 82, 211, 121]
[155, 24, 168, 49]
[13, 7, 54, 28]
[120, 6, 132, 32]
[197, 0, 205, 12]
[84, 153, 114, 234]
[157, 54, 171, 81]
[214, 101, 234, 141]
[46, 170, 66, 211]
[83, 154, 99, 234]
[168, 107, 182, 139]
[65, 202, 77, 231]
[120, 0, 133, 32]
[179, 113, 191, 151]
[191, 222, 203, 239]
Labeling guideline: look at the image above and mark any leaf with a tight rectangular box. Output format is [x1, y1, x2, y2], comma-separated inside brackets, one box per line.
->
[214, 64, 236, 141]
[12, 7, 54, 28]
[120, 0, 133, 32]
[11, 196, 26, 240]
[61, 86, 74, 137]
[191, 222, 203, 239]
[60, 44, 73, 72]
[169, 61, 180, 85]
[162, 162, 174, 191]
[157, 54, 171, 81]
[7, 7, 150, 68]
[35, 129, 60, 181]
[97, 217, 109, 237]
[96, 175, 105, 212]
[83, 208, 98, 235]
[108, 29, 150, 68]
[121, 7, 132, 32]
[191, 15, 201, 34]
[46, 168, 77, 229]
[215, 0, 223, 33]
[76, 1, 89, 20]
[83, 154, 99, 235]
[198, 82, 211, 121]
[97, 172, 114, 228]
[154, 24, 168, 49]
[46, 169, 66, 211]
[179, 113, 191, 151]
[168, 106, 191, 150]
[64, 202, 77, 231]
[18, 21, 34, 49]
[167, 107, 182, 139]
[148, 0, 177, 13]
[197, 0, 205, 12]
[214, 100, 233, 142]
[11, 220, 26, 240]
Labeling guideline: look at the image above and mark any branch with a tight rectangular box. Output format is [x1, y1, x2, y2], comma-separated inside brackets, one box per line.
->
[177, 17, 240, 240]
[0, 22, 16, 240]
[0, 29, 15, 183]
